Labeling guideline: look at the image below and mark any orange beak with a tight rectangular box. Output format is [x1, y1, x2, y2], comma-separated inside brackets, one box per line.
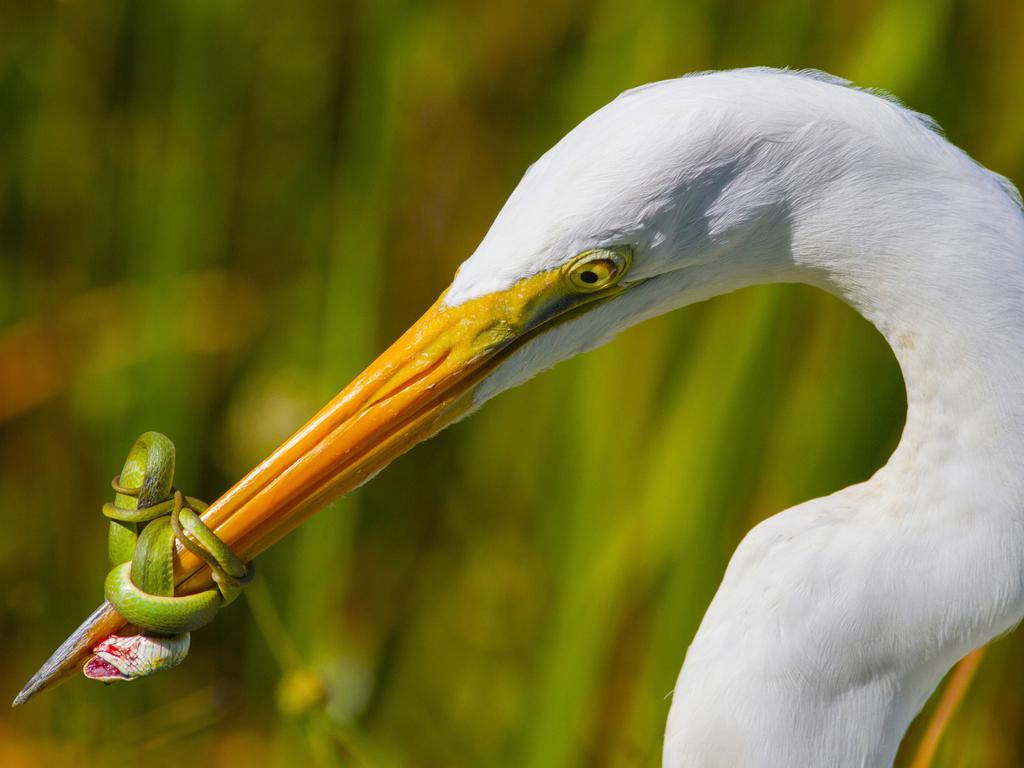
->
[14, 264, 618, 704]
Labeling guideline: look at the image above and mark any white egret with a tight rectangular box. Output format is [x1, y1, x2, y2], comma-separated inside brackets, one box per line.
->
[18, 67, 1024, 767]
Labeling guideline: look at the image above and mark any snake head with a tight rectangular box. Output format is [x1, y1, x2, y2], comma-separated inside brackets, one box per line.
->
[83, 633, 191, 683]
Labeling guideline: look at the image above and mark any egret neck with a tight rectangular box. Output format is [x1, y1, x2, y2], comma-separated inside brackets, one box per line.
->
[663, 101, 1024, 765]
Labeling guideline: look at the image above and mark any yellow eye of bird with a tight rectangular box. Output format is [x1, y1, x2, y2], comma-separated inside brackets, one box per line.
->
[565, 247, 631, 292]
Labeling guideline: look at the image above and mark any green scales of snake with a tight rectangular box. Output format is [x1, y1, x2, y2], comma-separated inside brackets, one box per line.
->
[85, 432, 254, 682]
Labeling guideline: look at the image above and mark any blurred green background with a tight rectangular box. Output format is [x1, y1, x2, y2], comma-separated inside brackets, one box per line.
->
[2, 1, 1023, 766]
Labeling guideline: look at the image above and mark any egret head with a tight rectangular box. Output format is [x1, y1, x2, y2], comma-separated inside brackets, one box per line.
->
[213, 73, 807, 560]
[442, 72, 802, 405]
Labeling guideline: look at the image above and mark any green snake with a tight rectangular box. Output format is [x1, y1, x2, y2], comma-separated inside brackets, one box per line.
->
[84, 431, 252, 682]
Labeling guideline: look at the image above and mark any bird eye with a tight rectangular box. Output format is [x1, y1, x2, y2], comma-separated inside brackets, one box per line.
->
[564, 247, 631, 292]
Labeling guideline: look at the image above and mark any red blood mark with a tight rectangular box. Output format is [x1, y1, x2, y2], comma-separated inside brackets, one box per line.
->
[93, 634, 141, 663]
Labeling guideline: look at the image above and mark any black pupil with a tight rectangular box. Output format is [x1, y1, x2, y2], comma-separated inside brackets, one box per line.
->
[579, 270, 599, 284]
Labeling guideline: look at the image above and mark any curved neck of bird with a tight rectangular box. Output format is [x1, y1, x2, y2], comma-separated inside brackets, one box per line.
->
[663, 168, 1024, 765]
[801, 188, 1024, 511]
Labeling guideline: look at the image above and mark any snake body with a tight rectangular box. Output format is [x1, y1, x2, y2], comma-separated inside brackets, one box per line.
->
[84, 432, 251, 682]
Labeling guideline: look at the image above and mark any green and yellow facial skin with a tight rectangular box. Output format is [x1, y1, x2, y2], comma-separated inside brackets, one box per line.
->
[20, 246, 635, 700]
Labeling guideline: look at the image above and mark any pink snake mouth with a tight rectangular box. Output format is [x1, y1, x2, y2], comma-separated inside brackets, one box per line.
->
[83, 655, 129, 682]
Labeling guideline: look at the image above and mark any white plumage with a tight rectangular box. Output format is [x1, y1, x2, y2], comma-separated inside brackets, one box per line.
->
[445, 68, 1024, 766]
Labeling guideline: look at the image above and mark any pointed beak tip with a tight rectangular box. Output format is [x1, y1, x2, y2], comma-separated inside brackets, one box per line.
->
[13, 601, 125, 706]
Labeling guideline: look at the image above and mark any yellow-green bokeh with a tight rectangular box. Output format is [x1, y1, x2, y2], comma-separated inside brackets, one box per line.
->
[1, 1, 1022, 766]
